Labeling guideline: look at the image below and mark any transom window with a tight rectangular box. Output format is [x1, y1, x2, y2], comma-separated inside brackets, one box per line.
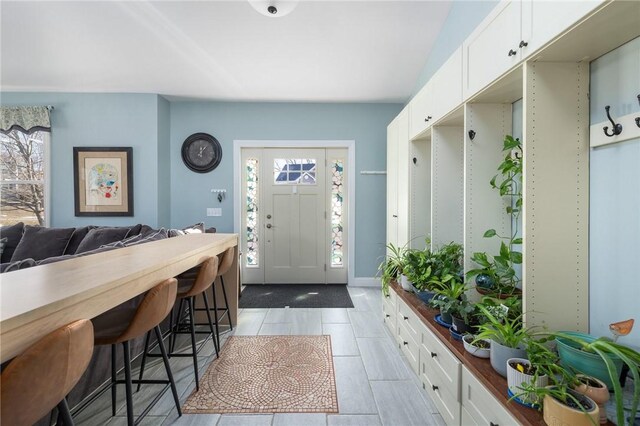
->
[273, 159, 317, 185]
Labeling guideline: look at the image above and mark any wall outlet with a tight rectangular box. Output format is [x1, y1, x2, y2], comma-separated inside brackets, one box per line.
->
[207, 208, 222, 217]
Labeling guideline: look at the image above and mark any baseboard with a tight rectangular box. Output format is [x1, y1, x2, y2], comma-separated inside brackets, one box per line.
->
[350, 277, 380, 287]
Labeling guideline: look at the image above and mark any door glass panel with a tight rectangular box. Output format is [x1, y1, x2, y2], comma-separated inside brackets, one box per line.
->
[273, 159, 317, 185]
[246, 158, 259, 267]
[330, 159, 344, 267]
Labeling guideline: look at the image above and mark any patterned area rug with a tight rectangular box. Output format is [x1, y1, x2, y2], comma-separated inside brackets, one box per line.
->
[182, 335, 338, 414]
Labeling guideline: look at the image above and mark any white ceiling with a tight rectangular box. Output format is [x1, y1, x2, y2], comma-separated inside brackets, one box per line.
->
[0, 1, 452, 103]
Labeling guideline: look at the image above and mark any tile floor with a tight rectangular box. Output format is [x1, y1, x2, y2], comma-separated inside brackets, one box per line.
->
[77, 287, 444, 426]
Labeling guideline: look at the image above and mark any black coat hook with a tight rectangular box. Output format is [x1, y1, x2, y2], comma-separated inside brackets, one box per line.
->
[468, 130, 476, 140]
[635, 94, 640, 128]
[603, 105, 623, 137]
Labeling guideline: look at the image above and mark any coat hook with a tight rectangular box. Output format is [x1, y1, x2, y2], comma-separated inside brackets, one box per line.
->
[635, 94, 640, 128]
[603, 105, 623, 137]
[468, 130, 476, 140]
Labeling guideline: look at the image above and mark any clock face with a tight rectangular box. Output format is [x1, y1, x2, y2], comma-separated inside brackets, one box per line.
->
[181, 133, 222, 173]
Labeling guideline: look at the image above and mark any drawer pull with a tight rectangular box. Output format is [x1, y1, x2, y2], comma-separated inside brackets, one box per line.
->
[432, 385, 438, 391]
[403, 341, 408, 346]
[385, 294, 390, 298]
[508, 49, 517, 57]
[430, 352, 437, 358]
[490, 423, 499, 426]
[403, 316, 408, 320]
[385, 314, 390, 318]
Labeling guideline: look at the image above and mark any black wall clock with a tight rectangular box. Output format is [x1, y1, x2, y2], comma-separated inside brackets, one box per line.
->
[181, 133, 222, 173]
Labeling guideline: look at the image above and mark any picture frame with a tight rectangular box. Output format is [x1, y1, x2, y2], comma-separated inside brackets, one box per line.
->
[73, 147, 133, 216]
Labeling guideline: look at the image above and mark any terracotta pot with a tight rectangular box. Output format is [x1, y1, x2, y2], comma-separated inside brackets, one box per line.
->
[573, 375, 610, 424]
[543, 390, 599, 426]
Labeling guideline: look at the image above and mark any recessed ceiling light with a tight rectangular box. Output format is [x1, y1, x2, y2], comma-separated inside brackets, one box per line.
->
[248, 0, 298, 18]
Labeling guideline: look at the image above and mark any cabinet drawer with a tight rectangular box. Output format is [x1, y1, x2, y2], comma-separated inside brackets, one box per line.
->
[382, 288, 397, 311]
[397, 298, 421, 344]
[421, 357, 461, 426]
[398, 318, 419, 374]
[461, 366, 519, 426]
[421, 326, 461, 393]
[382, 298, 396, 337]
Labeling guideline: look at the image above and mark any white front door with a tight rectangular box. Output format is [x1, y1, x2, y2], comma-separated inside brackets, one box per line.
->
[240, 147, 348, 284]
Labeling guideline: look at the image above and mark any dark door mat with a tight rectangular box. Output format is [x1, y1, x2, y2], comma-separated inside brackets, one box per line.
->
[239, 284, 354, 309]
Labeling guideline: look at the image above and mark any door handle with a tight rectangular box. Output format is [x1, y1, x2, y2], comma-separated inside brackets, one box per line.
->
[266, 224, 272, 229]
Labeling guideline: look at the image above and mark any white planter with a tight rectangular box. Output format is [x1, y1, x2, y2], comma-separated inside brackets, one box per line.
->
[506, 357, 548, 405]
[463, 335, 490, 358]
[399, 275, 413, 292]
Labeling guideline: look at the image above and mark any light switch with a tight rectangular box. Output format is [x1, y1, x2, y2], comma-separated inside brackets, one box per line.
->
[207, 208, 222, 217]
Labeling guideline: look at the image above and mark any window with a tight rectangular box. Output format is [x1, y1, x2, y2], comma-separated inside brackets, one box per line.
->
[330, 159, 344, 267]
[0, 130, 49, 226]
[273, 159, 316, 185]
[246, 158, 259, 267]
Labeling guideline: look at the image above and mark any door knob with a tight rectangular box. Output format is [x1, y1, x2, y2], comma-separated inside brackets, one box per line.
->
[266, 224, 272, 229]
[266, 214, 272, 219]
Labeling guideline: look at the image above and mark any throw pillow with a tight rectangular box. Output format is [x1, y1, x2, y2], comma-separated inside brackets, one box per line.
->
[64, 226, 97, 255]
[0, 237, 7, 256]
[38, 245, 120, 266]
[125, 224, 143, 238]
[3, 258, 37, 273]
[124, 228, 168, 246]
[0, 222, 25, 263]
[168, 222, 205, 237]
[11, 226, 76, 262]
[75, 227, 130, 254]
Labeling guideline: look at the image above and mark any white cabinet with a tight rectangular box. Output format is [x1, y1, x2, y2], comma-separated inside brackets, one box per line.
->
[462, 0, 521, 99]
[521, 0, 604, 57]
[461, 366, 519, 426]
[409, 81, 433, 139]
[386, 107, 410, 248]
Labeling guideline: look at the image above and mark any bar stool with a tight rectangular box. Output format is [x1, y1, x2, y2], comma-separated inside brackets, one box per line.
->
[208, 247, 235, 351]
[140, 256, 219, 392]
[91, 278, 181, 426]
[1, 319, 94, 426]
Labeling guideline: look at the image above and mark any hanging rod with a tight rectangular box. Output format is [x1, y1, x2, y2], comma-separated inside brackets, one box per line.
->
[360, 171, 387, 175]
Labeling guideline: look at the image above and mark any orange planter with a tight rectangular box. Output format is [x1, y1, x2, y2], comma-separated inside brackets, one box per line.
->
[574, 375, 610, 424]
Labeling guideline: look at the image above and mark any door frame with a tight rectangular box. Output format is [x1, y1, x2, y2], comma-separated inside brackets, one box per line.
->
[233, 140, 356, 285]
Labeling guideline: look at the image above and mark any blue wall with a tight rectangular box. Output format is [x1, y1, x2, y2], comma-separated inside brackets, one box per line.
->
[157, 96, 171, 227]
[412, 0, 498, 97]
[589, 36, 640, 348]
[170, 102, 403, 277]
[0, 92, 163, 228]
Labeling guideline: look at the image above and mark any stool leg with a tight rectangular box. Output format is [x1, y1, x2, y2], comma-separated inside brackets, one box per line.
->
[111, 344, 117, 417]
[171, 298, 185, 354]
[136, 331, 152, 392]
[202, 291, 219, 356]
[220, 276, 233, 330]
[122, 341, 134, 426]
[154, 326, 182, 417]
[187, 297, 200, 391]
[57, 398, 74, 426]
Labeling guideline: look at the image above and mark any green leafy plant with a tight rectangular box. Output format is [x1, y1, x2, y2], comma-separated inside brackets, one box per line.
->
[402, 249, 433, 290]
[430, 275, 469, 316]
[514, 383, 599, 425]
[474, 304, 529, 349]
[401, 240, 464, 292]
[377, 242, 407, 296]
[467, 135, 523, 296]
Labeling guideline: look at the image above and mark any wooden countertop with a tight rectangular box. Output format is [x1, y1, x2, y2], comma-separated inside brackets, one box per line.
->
[390, 281, 545, 426]
[1, 233, 238, 363]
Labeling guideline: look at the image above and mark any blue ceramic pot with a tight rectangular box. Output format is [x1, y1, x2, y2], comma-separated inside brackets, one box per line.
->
[555, 331, 623, 389]
[414, 289, 436, 304]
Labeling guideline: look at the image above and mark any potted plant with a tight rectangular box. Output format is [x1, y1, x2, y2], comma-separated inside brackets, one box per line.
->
[553, 331, 640, 425]
[467, 135, 523, 298]
[573, 375, 609, 424]
[430, 275, 467, 325]
[450, 296, 476, 335]
[506, 357, 548, 406]
[462, 334, 490, 358]
[377, 242, 407, 296]
[403, 248, 433, 300]
[474, 304, 528, 377]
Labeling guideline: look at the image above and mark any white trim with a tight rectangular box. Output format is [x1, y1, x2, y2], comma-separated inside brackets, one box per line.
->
[44, 132, 51, 227]
[352, 277, 381, 288]
[234, 139, 356, 285]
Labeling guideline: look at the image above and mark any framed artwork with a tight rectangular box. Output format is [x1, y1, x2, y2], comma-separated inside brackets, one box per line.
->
[73, 147, 133, 216]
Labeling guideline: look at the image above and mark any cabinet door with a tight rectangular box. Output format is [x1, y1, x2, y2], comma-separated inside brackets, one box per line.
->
[386, 117, 399, 248]
[521, 0, 604, 57]
[409, 82, 433, 140]
[431, 47, 463, 122]
[396, 108, 410, 247]
[462, 0, 521, 99]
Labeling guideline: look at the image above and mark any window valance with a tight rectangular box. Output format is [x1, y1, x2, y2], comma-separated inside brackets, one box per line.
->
[0, 106, 52, 135]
